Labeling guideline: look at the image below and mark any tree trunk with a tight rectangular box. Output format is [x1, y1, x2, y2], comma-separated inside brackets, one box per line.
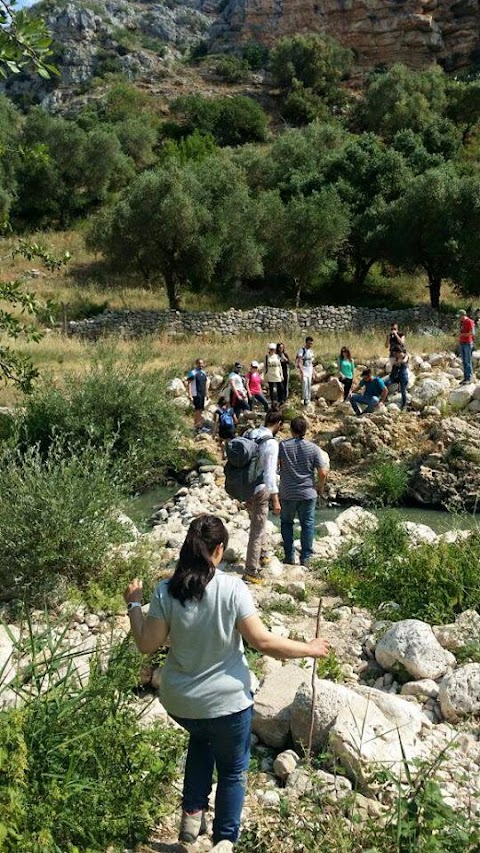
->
[165, 272, 181, 311]
[428, 274, 441, 309]
[294, 277, 302, 308]
[353, 257, 375, 288]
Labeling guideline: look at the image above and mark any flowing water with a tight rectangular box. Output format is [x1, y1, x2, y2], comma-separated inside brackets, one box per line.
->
[127, 483, 480, 534]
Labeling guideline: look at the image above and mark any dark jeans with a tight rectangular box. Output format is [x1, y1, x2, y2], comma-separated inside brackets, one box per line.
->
[280, 372, 289, 403]
[340, 377, 353, 401]
[268, 381, 281, 403]
[250, 392, 269, 412]
[233, 398, 250, 418]
[172, 705, 253, 844]
[281, 498, 316, 565]
[385, 375, 408, 409]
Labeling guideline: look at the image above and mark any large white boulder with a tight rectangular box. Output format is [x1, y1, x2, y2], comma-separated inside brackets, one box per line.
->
[253, 664, 309, 748]
[401, 521, 437, 546]
[448, 385, 476, 409]
[312, 377, 343, 403]
[168, 377, 187, 397]
[0, 624, 18, 686]
[330, 689, 428, 788]
[334, 506, 378, 536]
[172, 396, 191, 411]
[438, 664, 480, 722]
[375, 619, 456, 680]
[410, 377, 449, 408]
[290, 679, 359, 752]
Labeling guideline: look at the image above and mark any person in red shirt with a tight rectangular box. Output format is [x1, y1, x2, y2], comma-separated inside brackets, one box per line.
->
[458, 309, 476, 384]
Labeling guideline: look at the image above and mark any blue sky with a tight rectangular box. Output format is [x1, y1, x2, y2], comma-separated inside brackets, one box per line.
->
[14, 0, 38, 7]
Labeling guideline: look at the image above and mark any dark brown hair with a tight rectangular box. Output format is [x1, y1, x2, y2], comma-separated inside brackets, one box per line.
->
[339, 347, 352, 361]
[265, 410, 284, 427]
[168, 515, 228, 605]
[290, 416, 307, 438]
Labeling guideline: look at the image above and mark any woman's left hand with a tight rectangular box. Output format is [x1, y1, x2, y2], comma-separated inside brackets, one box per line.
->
[124, 577, 143, 604]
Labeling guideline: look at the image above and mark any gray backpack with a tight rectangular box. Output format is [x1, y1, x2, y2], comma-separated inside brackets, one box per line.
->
[224, 431, 273, 502]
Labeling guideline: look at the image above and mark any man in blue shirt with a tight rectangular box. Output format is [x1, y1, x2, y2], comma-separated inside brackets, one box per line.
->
[350, 367, 388, 416]
[187, 358, 210, 431]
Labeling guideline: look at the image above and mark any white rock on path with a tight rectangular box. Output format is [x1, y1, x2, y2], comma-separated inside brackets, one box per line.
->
[167, 377, 187, 397]
[438, 664, 480, 722]
[273, 749, 300, 780]
[290, 679, 361, 752]
[448, 384, 476, 409]
[253, 664, 309, 748]
[375, 619, 456, 680]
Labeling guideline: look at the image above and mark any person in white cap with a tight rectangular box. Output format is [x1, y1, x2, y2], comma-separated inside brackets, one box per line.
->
[458, 309, 475, 384]
[264, 343, 283, 403]
[246, 360, 269, 412]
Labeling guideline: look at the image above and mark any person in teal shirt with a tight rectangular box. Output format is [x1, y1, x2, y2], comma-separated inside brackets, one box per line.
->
[338, 346, 355, 401]
[350, 367, 388, 416]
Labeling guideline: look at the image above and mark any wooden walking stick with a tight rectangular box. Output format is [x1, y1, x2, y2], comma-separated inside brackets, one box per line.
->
[307, 596, 323, 760]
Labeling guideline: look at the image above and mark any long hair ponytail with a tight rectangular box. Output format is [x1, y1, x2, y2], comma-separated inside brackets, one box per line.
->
[168, 514, 229, 605]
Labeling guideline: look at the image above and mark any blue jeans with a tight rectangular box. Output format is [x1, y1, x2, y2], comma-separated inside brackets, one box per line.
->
[350, 393, 380, 415]
[251, 392, 269, 412]
[172, 705, 253, 844]
[460, 342, 473, 381]
[385, 376, 408, 409]
[281, 498, 316, 564]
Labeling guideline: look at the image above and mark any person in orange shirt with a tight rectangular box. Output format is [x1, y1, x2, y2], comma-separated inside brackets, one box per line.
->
[458, 309, 475, 384]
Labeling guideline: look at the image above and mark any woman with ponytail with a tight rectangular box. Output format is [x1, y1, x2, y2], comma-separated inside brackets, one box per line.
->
[125, 514, 329, 852]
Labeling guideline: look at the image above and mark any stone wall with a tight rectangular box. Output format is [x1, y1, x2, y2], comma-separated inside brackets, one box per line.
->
[68, 304, 455, 339]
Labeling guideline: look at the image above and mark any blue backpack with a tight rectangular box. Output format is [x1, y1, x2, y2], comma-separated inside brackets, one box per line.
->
[219, 409, 234, 431]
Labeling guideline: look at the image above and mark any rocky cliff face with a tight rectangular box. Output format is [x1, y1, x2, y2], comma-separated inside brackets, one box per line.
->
[5, 0, 480, 110]
[214, 0, 480, 74]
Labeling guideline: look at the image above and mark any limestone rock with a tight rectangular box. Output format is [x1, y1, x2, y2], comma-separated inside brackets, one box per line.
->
[448, 385, 476, 409]
[401, 679, 439, 699]
[433, 609, 480, 651]
[438, 664, 480, 722]
[335, 506, 378, 536]
[253, 664, 308, 748]
[401, 521, 437, 545]
[273, 749, 300, 780]
[375, 619, 455, 680]
[168, 377, 187, 397]
[312, 377, 344, 403]
[290, 679, 358, 752]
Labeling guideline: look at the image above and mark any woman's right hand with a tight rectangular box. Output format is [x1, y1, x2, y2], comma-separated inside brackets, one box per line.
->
[307, 637, 330, 658]
[124, 577, 143, 604]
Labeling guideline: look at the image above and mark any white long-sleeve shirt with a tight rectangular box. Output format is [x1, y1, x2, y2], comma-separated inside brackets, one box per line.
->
[249, 427, 279, 495]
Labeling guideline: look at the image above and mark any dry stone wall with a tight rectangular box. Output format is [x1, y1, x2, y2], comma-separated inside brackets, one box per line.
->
[68, 304, 454, 339]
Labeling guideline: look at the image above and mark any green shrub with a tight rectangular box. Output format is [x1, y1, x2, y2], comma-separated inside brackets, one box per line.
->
[213, 55, 250, 83]
[328, 512, 480, 622]
[167, 93, 268, 146]
[242, 41, 270, 71]
[316, 648, 345, 682]
[368, 458, 410, 506]
[0, 443, 128, 605]
[0, 628, 185, 852]
[16, 347, 185, 491]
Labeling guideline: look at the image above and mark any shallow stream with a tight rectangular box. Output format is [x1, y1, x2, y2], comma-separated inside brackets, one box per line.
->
[127, 484, 480, 535]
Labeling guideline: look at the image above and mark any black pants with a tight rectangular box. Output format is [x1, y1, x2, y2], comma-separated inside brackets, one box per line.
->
[268, 382, 281, 403]
[341, 378, 353, 401]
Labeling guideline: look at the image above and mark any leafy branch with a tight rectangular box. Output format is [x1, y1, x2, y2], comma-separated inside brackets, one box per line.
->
[0, 0, 58, 79]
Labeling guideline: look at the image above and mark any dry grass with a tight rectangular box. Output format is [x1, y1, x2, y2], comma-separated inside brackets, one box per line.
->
[0, 327, 455, 406]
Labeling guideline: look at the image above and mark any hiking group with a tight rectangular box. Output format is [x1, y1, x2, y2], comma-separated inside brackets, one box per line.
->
[123, 315, 477, 852]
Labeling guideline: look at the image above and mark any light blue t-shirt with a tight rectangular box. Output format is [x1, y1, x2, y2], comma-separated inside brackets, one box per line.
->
[149, 570, 256, 719]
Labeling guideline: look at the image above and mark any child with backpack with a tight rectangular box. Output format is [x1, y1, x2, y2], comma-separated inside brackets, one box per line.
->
[213, 396, 237, 457]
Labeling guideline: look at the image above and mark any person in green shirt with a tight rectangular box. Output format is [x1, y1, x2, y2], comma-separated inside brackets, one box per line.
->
[338, 346, 355, 401]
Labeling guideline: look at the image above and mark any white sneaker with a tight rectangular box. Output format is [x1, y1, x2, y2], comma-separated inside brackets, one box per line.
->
[211, 841, 234, 852]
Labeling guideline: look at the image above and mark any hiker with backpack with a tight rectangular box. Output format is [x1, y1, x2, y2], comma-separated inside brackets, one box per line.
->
[224, 411, 284, 584]
[246, 361, 269, 412]
[124, 514, 330, 851]
[296, 336, 315, 406]
[227, 362, 250, 418]
[213, 396, 237, 457]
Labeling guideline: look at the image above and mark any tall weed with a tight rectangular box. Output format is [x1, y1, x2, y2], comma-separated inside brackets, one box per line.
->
[16, 345, 185, 491]
[0, 442, 128, 605]
[368, 457, 410, 506]
[0, 620, 185, 852]
[327, 512, 480, 622]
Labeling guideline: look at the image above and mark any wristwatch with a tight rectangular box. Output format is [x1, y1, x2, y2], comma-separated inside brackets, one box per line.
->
[127, 601, 142, 614]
